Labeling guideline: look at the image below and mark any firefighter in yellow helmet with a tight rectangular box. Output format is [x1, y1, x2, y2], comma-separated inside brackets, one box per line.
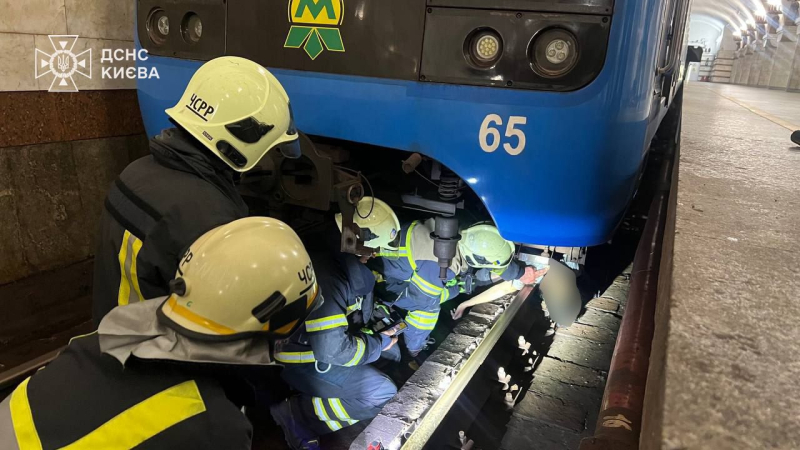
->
[266, 197, 400, 449]
[0, 217, 319, 450]
[335, 196, 402, 256]
[92, 56, 301, 325]
[373, 221, 547, 359]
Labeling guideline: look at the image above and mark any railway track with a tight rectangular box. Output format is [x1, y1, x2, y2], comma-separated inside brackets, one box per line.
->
[0, 237, 641, 450]
[1, 143, 663, 450]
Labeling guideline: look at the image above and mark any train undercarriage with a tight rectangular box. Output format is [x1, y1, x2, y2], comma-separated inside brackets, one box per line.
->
[238, 133, 588, 269]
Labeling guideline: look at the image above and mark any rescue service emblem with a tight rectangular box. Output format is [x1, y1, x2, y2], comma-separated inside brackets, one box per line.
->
[284, 0, 345, 60]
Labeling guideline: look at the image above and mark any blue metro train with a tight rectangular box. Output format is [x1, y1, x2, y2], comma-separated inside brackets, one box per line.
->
[134, 0, 689, 258]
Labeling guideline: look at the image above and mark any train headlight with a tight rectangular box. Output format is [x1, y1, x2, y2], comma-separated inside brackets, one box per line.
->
[147, 8, 170, 45]
[531, 29, 579, 78]
[182, 13, 203, 44]
[465, 29, 503, 68]
[475, 34, 500, 61]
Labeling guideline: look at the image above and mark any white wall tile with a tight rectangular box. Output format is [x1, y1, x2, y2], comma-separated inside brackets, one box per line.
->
[65, 0, 135, 41]
[0, 0, 67, 35]
[0, 33, 38, 91]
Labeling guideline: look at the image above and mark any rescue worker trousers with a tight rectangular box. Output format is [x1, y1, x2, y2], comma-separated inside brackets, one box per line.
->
[281, 363, 397, 435]
[393, 296, 440, 356]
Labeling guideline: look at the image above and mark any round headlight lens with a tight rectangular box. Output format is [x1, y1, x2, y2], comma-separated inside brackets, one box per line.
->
[531, 29, 579, 78]
[157, 16, 170, 35]
[182, 13, 203, 44]
[545, 39, 570, 64]
[147, 9, 170, 45]
[474, 34, 500, 62]
[465, 29, 503, 68]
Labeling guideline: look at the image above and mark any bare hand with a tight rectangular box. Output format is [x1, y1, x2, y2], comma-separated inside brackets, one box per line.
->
[381, 327, 398, 337]
[359, 254, 373, 264]
[450, 305, 466, 320]
[520, 266, 549, 285]
[382, 336, 399, 351]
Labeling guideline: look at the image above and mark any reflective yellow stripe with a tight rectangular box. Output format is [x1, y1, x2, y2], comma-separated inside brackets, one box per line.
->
[343, 338, 365, 367]
[406, 310, 438, 331]
[405, 221, 418, 272]
[410, 273, 443, 297]
[313, 397, 342, 431]
[328, 398, 358, 425]
[374, 250, 408, 258]
[305, 314, 348, 332]
[164, 295, 237, 335]
[116, 231, 129, 306]
[69, 330, 99, 345]
[274, 351, 316, 364]
[129, 237, 144, 302]
[59, 380, 205, 450]
[440, 288, 450, 303]
[10, 377, 42, 450]
[117, 230, 145, 307]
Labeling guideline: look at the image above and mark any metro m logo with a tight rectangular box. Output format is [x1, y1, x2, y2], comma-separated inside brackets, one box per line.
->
[285, 0, 345, 60]
[293, 0, 338, 24]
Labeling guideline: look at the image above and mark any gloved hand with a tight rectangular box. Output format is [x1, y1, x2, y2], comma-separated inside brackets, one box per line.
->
[445, 277, 467, 293]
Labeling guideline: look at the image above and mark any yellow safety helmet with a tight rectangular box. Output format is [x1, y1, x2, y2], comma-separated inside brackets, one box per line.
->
[160, 217, 320, 341]
[165, 56, 301, 172]
[335, 197, 401, 250]
[459, 224, 515, 269]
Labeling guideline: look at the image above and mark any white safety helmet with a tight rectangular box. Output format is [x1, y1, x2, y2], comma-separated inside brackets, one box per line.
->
[459, 224, 515, 269]
[335, 197, 401, 250]
[160, 217, 320, 340]
[165, 56, 301, 172]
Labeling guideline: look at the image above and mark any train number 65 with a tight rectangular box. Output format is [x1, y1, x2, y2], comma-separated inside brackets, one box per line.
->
[479, 114, 528, 156]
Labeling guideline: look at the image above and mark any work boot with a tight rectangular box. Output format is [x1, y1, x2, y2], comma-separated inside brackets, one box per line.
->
[792, 130, 800, 146]
[270, 399, 320, 450]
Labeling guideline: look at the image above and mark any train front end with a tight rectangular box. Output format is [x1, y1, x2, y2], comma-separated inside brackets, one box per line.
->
[135, 0, 670, 249]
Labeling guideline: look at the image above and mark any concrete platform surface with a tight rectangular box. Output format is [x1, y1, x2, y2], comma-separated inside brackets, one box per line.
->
[643, 83, 800, 449]
[699, 83, 800, 131]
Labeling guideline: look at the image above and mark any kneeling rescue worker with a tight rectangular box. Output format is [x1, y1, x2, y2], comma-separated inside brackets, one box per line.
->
[371, 215, 546, 359]
[271, 201, 400, 449]
[92, 56, 301, 325]
[0, 217, 320, 449]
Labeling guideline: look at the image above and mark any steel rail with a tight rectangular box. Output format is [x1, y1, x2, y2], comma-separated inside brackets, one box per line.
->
[0, 348, 62, 391]
[401, 285, 534, 450]
[579, 149, 675, 450]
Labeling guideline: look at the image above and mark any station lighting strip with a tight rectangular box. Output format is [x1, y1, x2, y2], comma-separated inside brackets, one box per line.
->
[401, 285, 535, 449]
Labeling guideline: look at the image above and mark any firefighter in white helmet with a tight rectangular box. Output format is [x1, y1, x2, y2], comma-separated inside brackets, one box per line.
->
[93, 56, 302, 325]
[335, 196, 402, 255]
[373, 221, 548, 360]
[266, 197, 401, 449]
[0, 218, 319, 449]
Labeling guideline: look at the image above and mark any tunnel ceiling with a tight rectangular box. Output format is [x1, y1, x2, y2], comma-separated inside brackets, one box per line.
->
[690, 0, 796, 33]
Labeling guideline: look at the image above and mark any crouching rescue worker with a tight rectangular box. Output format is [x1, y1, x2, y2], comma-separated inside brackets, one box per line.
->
[0, 217, 319, 449]
[270, 215, 400, 450]
[92, 55, 302, 324]
[372, 218, 546, 358]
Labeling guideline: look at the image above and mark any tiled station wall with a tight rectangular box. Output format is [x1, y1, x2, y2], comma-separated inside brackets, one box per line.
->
[0, 0, 148, 285]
